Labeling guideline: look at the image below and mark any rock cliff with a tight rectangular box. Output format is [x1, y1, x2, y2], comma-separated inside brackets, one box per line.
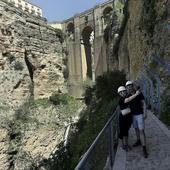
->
[117, 0, 169, 79]
[114, 0, 170, 124]
[0, 0, 66, 108]
[0, 1, 76, 169]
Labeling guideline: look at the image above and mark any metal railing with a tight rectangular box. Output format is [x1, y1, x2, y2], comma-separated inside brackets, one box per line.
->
[139, 73, 154, 109]
[75, 107, 119, 170]
[138, 65, 161, 115]
[138, 55, 170, 116]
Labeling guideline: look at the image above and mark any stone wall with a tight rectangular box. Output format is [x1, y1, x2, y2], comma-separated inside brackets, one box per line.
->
[117, 0, 170, 80]
[0, 0, 66, 108]
[0, 1, 69, 169]
[115, 0, 170, 122]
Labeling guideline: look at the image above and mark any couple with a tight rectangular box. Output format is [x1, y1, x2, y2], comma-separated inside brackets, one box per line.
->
[117, 81, 148, 158]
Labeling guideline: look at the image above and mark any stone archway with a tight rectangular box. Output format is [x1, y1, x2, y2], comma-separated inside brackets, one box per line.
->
[81, 26, 94, 80]
[67, 22, 74, 40]
[103, 6, 113, 25]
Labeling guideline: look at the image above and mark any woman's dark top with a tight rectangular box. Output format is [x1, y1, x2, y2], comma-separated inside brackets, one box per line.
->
[119, 97, 129, 110]
[118, 97, 132, 139]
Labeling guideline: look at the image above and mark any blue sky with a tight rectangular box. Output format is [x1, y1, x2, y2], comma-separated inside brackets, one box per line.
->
[29, 0, 107, 22]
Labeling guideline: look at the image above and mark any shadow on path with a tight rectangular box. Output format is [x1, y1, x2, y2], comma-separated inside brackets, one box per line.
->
[113, 111, 170, 170]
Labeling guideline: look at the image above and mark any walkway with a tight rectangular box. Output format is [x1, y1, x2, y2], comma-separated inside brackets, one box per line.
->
[113, 111, 170, 170]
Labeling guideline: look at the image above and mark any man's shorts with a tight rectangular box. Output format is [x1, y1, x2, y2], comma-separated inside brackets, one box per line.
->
[133, 114, 144, 130]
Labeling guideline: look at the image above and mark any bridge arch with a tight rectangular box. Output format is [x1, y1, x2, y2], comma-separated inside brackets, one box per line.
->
[67, 22, 74, 33]
[67, 22, 75, 40]
[81, 26, 94, 80]
[103, 6, 113, 24]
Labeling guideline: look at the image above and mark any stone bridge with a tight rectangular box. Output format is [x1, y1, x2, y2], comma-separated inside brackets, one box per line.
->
[51, 0, 125, 97]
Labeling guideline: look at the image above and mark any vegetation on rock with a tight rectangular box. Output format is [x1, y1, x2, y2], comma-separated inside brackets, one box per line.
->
[14, 61, 24, 71]
[6, 93, 82, 169]
[48, 70, 126, 170]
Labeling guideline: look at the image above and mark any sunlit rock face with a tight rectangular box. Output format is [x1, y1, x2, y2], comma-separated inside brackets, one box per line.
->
[0, 1, 68, 169]
[117, 0, 170, 80]
[0, 0, 66, 108]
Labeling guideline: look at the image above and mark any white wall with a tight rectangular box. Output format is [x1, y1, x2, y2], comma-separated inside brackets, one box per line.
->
[50, 23, 63, 30]
[7, 0, 43, 17]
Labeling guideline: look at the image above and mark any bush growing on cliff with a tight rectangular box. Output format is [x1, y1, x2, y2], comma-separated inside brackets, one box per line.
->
[2, 52, 15, 63]
[25, 71, 126, 170]
[49, 93, 73, 105]
[14, 61, 24, 71]
[58, 70, 127, 169]
[140, 0, 157, 36]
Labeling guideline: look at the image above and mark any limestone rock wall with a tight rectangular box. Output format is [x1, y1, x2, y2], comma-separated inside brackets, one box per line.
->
[0, 128, 10, 169]
[117, 0, 169, 79]
[115, 0, 170, 122]
[0, 1, 68, 169]
[0, 0, 66, 108]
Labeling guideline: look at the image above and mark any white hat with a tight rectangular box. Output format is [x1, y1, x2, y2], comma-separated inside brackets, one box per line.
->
[117, 86, 126, 93]
[125, 81, 133, 86]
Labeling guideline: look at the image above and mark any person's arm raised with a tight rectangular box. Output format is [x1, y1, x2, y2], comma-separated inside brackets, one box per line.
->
[124, 91, 140, 103]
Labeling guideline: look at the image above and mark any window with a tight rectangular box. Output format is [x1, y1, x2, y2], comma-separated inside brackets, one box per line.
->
[85, 16, 88, 23]
[37, 12, 41, 16]
[25, 6, 29, 12]
[31, 10, 35, 14]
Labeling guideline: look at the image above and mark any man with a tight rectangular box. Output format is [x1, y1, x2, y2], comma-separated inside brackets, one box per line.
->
[125, 81, 148, 158]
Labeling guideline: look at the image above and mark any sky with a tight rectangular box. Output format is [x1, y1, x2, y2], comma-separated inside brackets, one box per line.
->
[29, 0, 107, 22]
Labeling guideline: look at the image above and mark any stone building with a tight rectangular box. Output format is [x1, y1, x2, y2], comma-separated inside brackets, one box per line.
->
[7, 0, 42, 17]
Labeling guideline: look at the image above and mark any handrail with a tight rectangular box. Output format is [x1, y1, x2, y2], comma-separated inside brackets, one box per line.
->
[144, 65, 161, 115]
[75, 107, 119, 170]
[140, 73, 154, 109]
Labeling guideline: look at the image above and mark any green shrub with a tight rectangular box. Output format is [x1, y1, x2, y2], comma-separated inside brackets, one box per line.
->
[84, 86, 94, 105]
[60, 70, 126, 169]
[2, 52, 15, 63]
[14, 61, 24, 71]
[140, 0, 157, 36]
[94, 70, 126, 101]
[49, 93, 73, 105]
[33, 98, 51, 108]
[82, 77, 94, 89]
[8, 54, 15, 63]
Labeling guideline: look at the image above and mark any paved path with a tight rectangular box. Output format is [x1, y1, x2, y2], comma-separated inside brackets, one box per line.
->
[113, 111, 170, 170]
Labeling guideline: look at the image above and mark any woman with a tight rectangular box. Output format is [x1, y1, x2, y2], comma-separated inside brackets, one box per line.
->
[117, 86, 140, 151]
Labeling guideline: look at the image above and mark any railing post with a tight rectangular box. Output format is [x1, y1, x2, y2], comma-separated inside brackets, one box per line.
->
[108, 120, 114, 168]
[144, 65, 161, 116]
[140, 73, 154, 110]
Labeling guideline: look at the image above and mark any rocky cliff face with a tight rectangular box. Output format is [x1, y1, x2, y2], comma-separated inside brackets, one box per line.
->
[0, 1, 73, 169]
[0, 0, 66, 108]
[114, 0, 170, 124]
[117, 0, 169, 79]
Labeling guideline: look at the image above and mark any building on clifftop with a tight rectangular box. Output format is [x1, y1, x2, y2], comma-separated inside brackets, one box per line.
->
[7, 0, 42, 17]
